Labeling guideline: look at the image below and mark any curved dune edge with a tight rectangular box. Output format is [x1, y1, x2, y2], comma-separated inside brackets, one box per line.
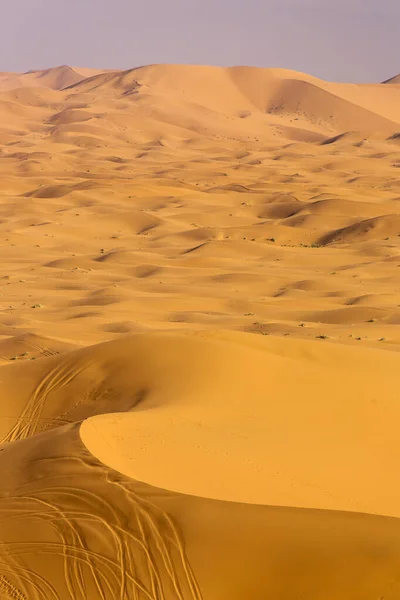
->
[0, 328, 399, 516]
[78, 331, 400, 518]
[1, 422, 400, 599]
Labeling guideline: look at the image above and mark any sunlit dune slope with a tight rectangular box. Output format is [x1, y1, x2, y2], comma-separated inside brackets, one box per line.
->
[0, 330, 398, 517]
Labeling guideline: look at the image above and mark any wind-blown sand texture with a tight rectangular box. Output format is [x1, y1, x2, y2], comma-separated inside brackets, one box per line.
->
[0, 64, 400, 598]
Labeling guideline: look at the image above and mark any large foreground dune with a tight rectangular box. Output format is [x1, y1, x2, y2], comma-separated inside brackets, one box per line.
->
[1, 331, 400, 599]
[0, 64, 400, 598]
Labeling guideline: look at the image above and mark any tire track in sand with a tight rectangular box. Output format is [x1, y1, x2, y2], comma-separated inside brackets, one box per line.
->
[0, 481, 203, 599]
[0, 575, 27, 600]
[0, 359, 90, 444]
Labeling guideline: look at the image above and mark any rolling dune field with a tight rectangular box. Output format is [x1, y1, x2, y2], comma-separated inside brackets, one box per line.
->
[0, 64, 399, 599]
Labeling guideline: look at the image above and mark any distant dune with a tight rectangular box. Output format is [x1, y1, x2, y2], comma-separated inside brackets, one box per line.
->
[0, 63, 400, 598]
[0, 65, 113, 92]
[1, 64, 400, 133]
[61, 64, 400, 132]
[383, 73, 400, 84]
[0, 65, 84, 91]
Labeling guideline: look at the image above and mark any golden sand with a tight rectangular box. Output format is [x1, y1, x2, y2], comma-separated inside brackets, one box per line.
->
[0, 64, 399, 598]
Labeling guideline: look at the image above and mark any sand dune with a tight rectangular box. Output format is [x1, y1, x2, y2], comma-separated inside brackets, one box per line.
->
[0, 331, 400, 598]
[2, 421, 400, 600]
[63, 64, 400, 134]
[2, 329, 399, 512]
[0, 65, 87, 92]
[0, 62, 400, 598]
[319, 214, 400, 244]
[383, 73, 400, 84]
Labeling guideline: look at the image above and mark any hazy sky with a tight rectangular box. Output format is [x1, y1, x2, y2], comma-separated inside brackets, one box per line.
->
[1, 0, 399, 82]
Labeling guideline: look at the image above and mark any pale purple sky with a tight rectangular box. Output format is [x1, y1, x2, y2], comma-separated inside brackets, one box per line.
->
[2, 0, 399, 82]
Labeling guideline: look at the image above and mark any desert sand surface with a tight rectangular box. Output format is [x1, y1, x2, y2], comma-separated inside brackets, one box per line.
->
[0, 64, 400, 598]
